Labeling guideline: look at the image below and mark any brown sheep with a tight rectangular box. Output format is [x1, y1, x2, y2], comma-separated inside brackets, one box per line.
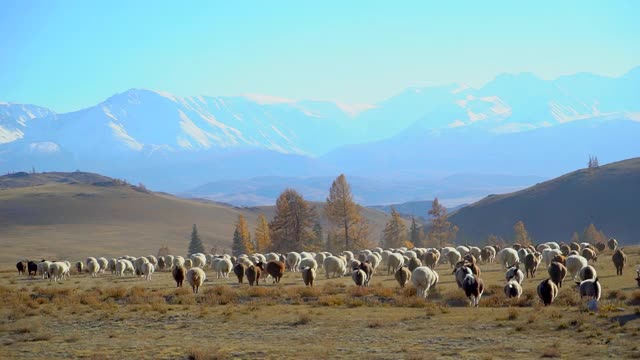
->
[560, 243, 571, 256]
[266, 260, 285, 284]
[582, 248, 598, 262]
[570, 242, 581, 251]
[551, 254, 566, 266]
[524, 253, 541, 278]
[480, 248, 493, 264]
[394, 266, 411, 288]
[612, 249, 627, 276]
[172, 265, 186, 288]
[607, 238, 618, 251]
[233, 263, 245, 283]
[492, 244, 501, 252]
[548, 262, 567, 288]
[359, 261, 373, 286]
[407, 257, 422, 272]
[301, 266, 315, 287]
[595, 242, 606, 252]
[246, 262, 264, 286]
[423, 252, 439, 269]
[537, 278, 559, 306]
[16, 261, 27, 275]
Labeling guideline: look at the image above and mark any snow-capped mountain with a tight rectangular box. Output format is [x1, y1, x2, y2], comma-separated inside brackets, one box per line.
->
[0, 104, 55, 144]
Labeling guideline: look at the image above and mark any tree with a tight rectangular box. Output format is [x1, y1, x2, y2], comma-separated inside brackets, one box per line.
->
[254, 214, 272, 253]
[188, 224, 205, 256]
[426, 198, 459, 247]
[232, 214, 254, 256]
[306, 221, 324, 252]
[486, 234, 506, 248]
[581, 223, 606, 244]
[269, 188, 317, 252]
[409, 216, 424, 247]
[570, 232, 580, 244]
[382, 207, 407, 248]
[157, 244, 171, 257]
[588, 155, 599, 169]
[324, 174, 371, 251]
[513, 220, 532, 246]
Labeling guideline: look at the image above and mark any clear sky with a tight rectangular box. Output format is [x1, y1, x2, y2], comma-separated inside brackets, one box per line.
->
[1, 1, 639, 112]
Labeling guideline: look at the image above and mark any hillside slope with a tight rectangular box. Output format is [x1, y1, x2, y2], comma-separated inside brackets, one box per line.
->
[450, 158, 640, 245]
[0, 172, 390, 265]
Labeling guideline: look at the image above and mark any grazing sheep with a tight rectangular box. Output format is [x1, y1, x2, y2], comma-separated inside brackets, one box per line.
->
[394, 266, 412, 288]
[566, 255, 588, 280]
[49, 262, 70, 282]
[233, 263, 245, 283]
[215, 258, 233, 279]
[581, 248, 597, 262]
[97, 257, 109, 273]
[349, 259, 361, 271]
[359, 261, 373, 286]
[314, 253, 326, 270]
[367, 253, 381, 273]
[542, 249, 562, 268]
[469, 246, 482, 261]
[107, 258, 117, 274]
[190, 254, 207, 268]
[607, 238, 618, 251]
[352, 269, 367, 287]
[612, 249, 627, 276]
[411, 266, 439, 298]
[456, 246, 470, 256]
[133, 257, 150, 276]
[462, 273, 484, 307]
[184, 259, 193, 268]
[595, 242, 606, 252]
[446, 249, 462, 268]
[300, 257, 318, 271]
[286, 252, 302, 272]
[157, 256, 166, 271]
[504, 279, 523, 299]
[497, 248, 519, 268]
[16, 261, 27, 275]
[579, 265, 597, 281]
[407, 257, 422, 272]
[266, 261, 286, 284]
[505, 264, 524, 284]
[551, 254, 566, 266]
[524, 253, 541, 278]
[75, 261, 84, 274]
[570, 242, 580, 251]
[548, 262, 567, 288]
[537, 278, 559, 306]
[301, 266, 315, 287]
[141, 262, 155, 281]
[186, 267, 206, 294]
[481, 246, 496, 264]
[115, 259, 134, 276]
[246, 262, 265, 286]
[87, 259, 100, 277]
[560, 243, 571, 256]
[27, 261, 38, 277]
[578, 277, 602, 301]
[172, 265, 186, 287]
[423, 252, 439, 269]
[386, 253, 405, 275]
[324, 256, 347, 279]
[174, 256, 185, 268]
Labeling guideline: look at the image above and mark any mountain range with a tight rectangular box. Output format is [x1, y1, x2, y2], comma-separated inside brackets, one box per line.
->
[1, 67, 639, 204]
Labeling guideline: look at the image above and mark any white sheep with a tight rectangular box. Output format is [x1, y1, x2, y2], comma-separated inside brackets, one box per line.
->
[411, 266, 439, 298]
[38, 261, 52, 279]
[387, 253, 405, 275]
[146, 255, 158, 267]
[174, 256, 185, 268]
[481, 246, 496, 263]
[497, 248, 520, 268]
[367, 253, 381, 273]
[504, 278, 523, 299]
[107, 258, 118, 274]
[266, 253, 280, 262]
[134, 257, 150, 276]
[215, 258, 233, 279]
[323, 256, 346, 279]
[141, 262, 155, 281]
[286, 252, 302, 272]
[299, 257, 318, 271]
[314, 253, 326, 270]
[456, 246, 470, 256]
[469, 246, 482, 260]
[300, 251, 314, 260]
[542, 248, 563, 268]
[97, 257, 109, 273]
[116, 259, 135, 276]
[87, 259, 100, 277]
[566, 255, 588, 280]
[191, 253, 207, 268]
[578, 277, 602, 301]
[48, 262, 70, 282]
[505, 264, 525, 284]
[187, 267, 206, 294]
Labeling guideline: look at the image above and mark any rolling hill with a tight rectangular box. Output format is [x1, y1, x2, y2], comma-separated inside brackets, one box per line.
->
[0, 172, 391, 265]
[449, 157, 640, 245]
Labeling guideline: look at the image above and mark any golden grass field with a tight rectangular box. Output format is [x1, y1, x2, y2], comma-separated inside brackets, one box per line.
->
[1, 247, 639, 359]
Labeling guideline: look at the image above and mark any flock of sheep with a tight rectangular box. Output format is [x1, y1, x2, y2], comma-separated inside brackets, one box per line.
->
[14, 237, 639, 308]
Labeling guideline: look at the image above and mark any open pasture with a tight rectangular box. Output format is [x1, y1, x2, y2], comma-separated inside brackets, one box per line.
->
[1, 248, 640, 359]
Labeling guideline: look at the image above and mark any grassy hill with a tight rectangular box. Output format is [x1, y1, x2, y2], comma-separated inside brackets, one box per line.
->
[0, 172, 391, 265]
[369, 200, 466, 222]
[450, 158, 640, 245]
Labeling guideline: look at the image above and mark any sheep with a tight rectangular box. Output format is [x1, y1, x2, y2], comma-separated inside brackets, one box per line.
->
[352, 269, 367, 287]
[266, 261, 286, 284]
[16, 261, 27, 275]
[504, 278, 523, 299]
[394, 266, 411, 288]
[146, 255, 158, 268]
[551, 254, 566, 266]
[233, 263, 245, 283]
[324, 256, 347, 279]
[157, 256, 166, 271]
[578, 277, 602, 301]
[301, 266, 315, 287]
[190, 253, 207, 268]
[455, 266, 473, 288]
[524, 252, 541, 278]
[456, 246, 470, 256]
[184, 259, 193, 268]
[497, 248, 519, 268]
[75, 261, 84, 274]
[172, 265, 186, 287]
[411, 266, 439, 298]
[579, 265, 597, 281]
[407, 257, 422, 272]
[537, 278, 559, 306]
[358, 261, 373, 286]
[105, 258, 116, 274]
[505, 264, 524, 284]
[173, 256, 185, 268]
[386, 253, 405, 275]
[512, 243, 522, 251]
[286, 252, 302, 272]
[463, 254, 482, 277]
[542, 249, 562, 268]
[141, 262, 155, 281]
[560, 243, 571, 256]
[581, 248, 598, 262]
[595, 242, 606, 252]
[133, 257, 150, 276]
[366, 253, 381, 273]
[469, 246, 482, 261]
[87, 259, 100, 277]
[49, 262, 70, 282]
[165, 255, 175, 267]
[481, 246, 496, 264]
[462, 273, 484, 307]
[349, 259, 361, 271]
[612, 249, 627, 276]
[566, 255, 588, 280]
[245, 262, 264, 286]
[423, 252, 439, 269]
[186, 267, 206, 294]
[607, 238, 618, 251]
[446, 249, 462, 268]
[548, 262, 567, 288]
[314, 253, 326, 270]
[27, 261, 38, 277]
[97, 257, 109, 273]
[215, 258, 233, 279]
[567, 250, 580, 257]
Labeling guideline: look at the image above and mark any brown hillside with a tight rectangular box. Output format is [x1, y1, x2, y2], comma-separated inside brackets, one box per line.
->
[450, 157, 640, 245]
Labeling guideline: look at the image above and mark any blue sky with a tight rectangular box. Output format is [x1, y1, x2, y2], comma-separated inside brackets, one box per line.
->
[1, 1, 639, 112]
